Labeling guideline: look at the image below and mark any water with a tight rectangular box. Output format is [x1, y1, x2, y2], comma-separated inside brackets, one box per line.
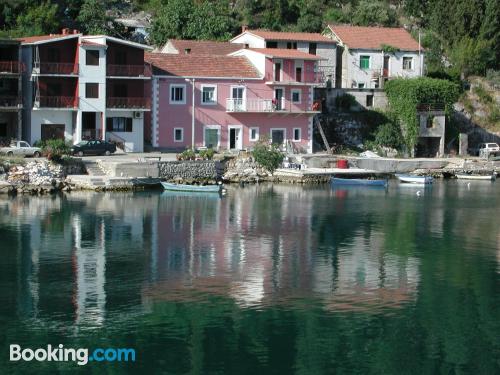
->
[0, 181, 499, 374]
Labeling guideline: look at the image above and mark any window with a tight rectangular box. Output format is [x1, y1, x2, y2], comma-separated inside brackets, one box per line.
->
[85, 83, 99, 98]
[115, 50, 127, 65]
[86, 50, 99, 66]
[287, 42, 297, 49]
[170, 84, 186, 104]
[250, 127, 259, 141]
[295, 62, 303, 82]
[426, 115, 435, 128]
[204, 126, 220, 148]
[201, 85, 217, 105]
[47, 48, 60, 62]
[106, 117, 132, 132]
[358, 83, 365, 89]
[309, 43, 317, 55]
[293, 128, 301, 142]
[403, 57, 413, 70]
[366, 94, 373, 107]
[274, 61, 282, 81]
[174, 128, 183, 142]
[291, 89, 301, 104]
[266, 41, 278, 48]
[360, 55, 370, 70]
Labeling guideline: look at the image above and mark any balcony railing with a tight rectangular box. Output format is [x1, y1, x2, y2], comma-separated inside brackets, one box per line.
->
[36, 62, 79, 75]
[226, 98, 320, 113]
[106, 64, 152, 77]
[0, 61, 24, 74]
[36, 96, 78, 108]
[0, 96, 22, 108]
[106, 97, 151, 109]
[417, 103, 445, 112]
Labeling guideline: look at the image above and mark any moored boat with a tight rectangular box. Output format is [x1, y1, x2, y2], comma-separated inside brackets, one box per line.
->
[331, 177, 387, 186]
[161, 182, 222, 193]
[455, 174, 496, 181]
[395, 174, 433, 184]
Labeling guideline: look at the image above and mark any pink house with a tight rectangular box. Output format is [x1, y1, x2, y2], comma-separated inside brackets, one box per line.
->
[146, 46, 323, 153]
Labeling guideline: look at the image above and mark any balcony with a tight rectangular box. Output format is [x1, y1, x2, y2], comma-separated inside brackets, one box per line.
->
[35, 62, 79, 75]
[0, 96, 22, 109]
[417, 103, 445, 112]
[0, 61, 24, 74]
[106, 64, 152, 78]
[35, 96, 78, 109]
[226, 98, 320, 114]
[106, 97, 151, 109]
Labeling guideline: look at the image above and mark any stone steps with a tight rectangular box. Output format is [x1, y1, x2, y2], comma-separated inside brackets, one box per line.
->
[84, 162, 107, 176]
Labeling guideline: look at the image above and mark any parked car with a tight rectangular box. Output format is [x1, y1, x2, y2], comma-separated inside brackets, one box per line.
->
[0, 141, 42, 157]
[478, 143, 500, 158]
[71, 140, 117, 156]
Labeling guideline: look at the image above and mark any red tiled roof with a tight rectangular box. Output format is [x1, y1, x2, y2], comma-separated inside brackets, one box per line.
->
[327, 25, 421, 51]
[169, 39, 245, 55]
[17, 34, 80, 44]
[145, 52, 261, 78]
[80, 40, 106, 47]
[248, 48, 324, 60]
[245, 30, 335, 44]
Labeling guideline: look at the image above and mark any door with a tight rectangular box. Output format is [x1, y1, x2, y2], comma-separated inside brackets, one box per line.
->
[271, 129, 285, 146]
[231, 87, 245, 111]
[82, 112, 97, 140]
[383, 56, 390, 77]
[274, 88, 284, 110]
[41, 124, 65, 141]
[229, 127, 242, 150]
[204, 128, 219, 149]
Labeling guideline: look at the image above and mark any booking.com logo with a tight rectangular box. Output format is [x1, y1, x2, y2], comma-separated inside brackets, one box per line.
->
[10, 344, 135, 366]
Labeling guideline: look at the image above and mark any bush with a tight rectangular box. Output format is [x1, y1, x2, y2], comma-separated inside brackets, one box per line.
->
[40, 139, 71, 161]
[252, 139, 284, 173]
[374, 122, 403, 149]
[335, 93, 357, 111]
[178, 148, 196, 161]
[199, 148, 215, 160]
[473, 84, 493, 104]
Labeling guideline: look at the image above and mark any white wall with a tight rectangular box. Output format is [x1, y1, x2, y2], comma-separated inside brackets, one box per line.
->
[346, 49, 423, 88]
[229, 49, 266, 77]
[78, 46, 106, 113]
[30, 110, 74, 144]
[231, 33, 266, 48]
[105, 110, 144, 152]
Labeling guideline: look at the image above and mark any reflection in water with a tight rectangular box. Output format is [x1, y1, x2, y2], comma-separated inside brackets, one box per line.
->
[0, 182, 499, 374]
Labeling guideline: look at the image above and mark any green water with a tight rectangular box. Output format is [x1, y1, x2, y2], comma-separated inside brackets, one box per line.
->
[0, 181, 499, 374]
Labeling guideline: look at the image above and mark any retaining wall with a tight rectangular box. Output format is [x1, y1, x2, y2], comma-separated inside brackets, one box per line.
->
[158, 161, 222, 180]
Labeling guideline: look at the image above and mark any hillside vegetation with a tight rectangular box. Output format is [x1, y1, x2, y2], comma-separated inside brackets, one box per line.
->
[1, 0, 498, 79]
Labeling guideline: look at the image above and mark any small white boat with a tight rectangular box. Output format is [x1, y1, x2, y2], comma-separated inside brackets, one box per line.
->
[161, 182, 222, 193]
[455, 174, 496, 181]
[395, 174, 433, 184]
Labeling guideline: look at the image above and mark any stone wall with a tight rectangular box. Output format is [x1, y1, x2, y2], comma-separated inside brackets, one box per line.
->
[158, 161, 222, 181]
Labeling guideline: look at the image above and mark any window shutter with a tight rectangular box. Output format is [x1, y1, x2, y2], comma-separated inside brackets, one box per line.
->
[126, 118, 133, 132]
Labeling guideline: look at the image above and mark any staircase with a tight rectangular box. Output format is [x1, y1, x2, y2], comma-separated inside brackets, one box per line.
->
[84, 161, 107, 176]
[314, 115, 331, 153]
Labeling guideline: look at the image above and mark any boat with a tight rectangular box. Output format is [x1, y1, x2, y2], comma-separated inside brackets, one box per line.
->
[160, 182, 222, 193]
[455, 174, 496, 181]
[395, 174, 433, 184]
[331, 177, 387, 186]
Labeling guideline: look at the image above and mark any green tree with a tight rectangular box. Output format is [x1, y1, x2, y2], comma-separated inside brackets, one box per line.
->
[352, 0, 397, 27]
[16, 1, 59, 36]
[448, 37, 494, 77]
[149, 0, 194, 45]
[186, 0, 233, 41]
[77, 0, 109, 35]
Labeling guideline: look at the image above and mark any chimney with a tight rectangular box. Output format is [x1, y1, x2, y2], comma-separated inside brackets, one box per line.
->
[242, 25, 248, 33]
[184, 48, 191, 54]
[62, 28, 70, 35]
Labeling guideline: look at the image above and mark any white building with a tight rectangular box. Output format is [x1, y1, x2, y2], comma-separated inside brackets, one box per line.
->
[230, 28, 337, 88]
[19, 30, 152, 152]
[326, 24, 424, 89]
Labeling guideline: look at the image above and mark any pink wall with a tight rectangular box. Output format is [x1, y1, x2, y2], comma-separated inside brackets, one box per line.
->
[264, 58, 317, 83]
[155, 77, 315, 152]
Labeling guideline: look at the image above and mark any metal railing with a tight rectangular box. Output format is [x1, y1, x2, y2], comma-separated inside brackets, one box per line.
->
[0, 61, 24, 74]
[417, 103, 445, 112]
[36, 96, 78, 108]
[106, 97, 151, 109]
[0, 96, 22, 107]
[226, 98, 321, 113]
[106, 64, 152, 77]
[37, 62, 79, 75]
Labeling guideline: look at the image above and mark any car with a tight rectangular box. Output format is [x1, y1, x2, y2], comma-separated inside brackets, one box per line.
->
[478, 143, 500, 158]
[71, 140, 117, 156]
[0, 141, 42, 157]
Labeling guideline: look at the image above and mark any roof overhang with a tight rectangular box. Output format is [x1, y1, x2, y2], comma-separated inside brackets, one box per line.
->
[19, 34, 81, 45]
